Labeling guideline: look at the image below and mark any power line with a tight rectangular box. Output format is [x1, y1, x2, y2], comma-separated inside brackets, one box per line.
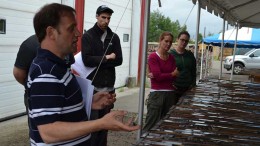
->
[183, 4, 195, 27]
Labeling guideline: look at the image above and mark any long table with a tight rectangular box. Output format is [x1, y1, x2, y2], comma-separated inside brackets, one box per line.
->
[137, 79, 260, 146]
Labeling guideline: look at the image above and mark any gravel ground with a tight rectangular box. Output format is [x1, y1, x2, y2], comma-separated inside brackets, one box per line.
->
[0, 116, 29, 146]
[0, 60, 252, 146]
[0, 87, 145, 146]
[0, 112, 140, 146]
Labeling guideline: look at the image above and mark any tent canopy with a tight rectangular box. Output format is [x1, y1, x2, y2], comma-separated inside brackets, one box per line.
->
[203, 27, 260, 48]
[192, 0, 260, 28]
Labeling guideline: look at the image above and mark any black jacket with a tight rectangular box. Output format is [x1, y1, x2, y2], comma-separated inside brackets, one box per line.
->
[81, 23, 123, 87]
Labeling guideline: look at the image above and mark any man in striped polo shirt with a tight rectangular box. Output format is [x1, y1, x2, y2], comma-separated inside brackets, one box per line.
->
[28, 3, 139, 146]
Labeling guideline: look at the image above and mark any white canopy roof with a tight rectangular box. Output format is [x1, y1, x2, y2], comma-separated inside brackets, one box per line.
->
[192, 0, 260, 28]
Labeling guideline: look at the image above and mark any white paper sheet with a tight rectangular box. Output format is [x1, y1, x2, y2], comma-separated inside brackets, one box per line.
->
[71, 52, 96, 79]
[75, 75, 94, 119]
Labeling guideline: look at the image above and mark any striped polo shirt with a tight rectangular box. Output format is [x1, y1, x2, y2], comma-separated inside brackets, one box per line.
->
[27, 49, 90, 146]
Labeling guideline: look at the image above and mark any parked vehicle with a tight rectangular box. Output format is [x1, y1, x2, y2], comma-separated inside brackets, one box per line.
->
[224, 49, 260, 74]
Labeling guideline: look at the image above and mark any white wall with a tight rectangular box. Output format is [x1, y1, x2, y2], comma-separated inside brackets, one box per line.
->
[129, 0, 141, 80]
[0, 0, 65, 120]
[0, 0, 141, 120]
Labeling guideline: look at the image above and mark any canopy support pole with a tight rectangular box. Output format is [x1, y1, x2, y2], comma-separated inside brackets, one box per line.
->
[230, 25, 239, 81]
[219, 18, 225, 79]
[137, 0, 150, 141]
[200, 42, 204, 80]
[194, 1, 201, 60]
[205, 47, 209, 78]
[195, 1, 201, 83]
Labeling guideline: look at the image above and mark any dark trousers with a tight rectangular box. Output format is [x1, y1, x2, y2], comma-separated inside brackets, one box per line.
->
[90, 108, 110, 146]
[90, 89, 114, 146]
[24, 89, 29, 115]
[175, 86, 190, 101]
[143, 91, 178, 132]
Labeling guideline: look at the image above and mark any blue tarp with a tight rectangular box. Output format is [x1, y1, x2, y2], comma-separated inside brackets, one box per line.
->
[203, 27, 260, 48]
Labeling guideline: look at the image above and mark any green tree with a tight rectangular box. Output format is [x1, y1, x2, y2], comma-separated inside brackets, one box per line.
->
[148, 10, 186, 42]
[198, 33, 203, 42]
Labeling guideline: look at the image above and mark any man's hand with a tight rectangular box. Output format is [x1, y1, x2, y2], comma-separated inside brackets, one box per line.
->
[100, 110, 140, 132]
[106, 53, 116, 60]
[92, 92, 116, 110]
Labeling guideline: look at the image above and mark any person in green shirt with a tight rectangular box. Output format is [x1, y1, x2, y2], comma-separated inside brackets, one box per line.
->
[169, 31, 196, 99]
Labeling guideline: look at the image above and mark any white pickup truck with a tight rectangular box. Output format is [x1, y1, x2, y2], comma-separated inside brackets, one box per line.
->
[224, 49, 260, 74]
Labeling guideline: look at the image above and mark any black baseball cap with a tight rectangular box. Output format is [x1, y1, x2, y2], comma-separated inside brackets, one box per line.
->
[96, 5, 114, 15]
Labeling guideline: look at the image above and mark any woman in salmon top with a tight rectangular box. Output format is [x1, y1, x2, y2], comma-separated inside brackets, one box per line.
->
[143, 31, 179, 132]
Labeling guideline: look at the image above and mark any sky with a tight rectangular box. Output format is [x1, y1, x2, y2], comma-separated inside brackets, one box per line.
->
[150, 0, 233, 39]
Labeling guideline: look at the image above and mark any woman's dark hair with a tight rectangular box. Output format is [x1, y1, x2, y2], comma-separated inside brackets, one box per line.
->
[33, 3, 76, 43]
[177, 31, 190, 39]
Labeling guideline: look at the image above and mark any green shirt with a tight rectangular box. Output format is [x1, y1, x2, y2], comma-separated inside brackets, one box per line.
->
[169, 49, 197, 88]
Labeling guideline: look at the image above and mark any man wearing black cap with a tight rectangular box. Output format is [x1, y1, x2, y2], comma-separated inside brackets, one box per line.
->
[81, 5, 123, 146]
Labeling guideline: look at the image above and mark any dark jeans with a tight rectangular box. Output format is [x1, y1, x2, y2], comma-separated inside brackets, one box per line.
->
[24, 89, 30, 135]
[24, 89, 29, 115]
[90, 89, 114, 146]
